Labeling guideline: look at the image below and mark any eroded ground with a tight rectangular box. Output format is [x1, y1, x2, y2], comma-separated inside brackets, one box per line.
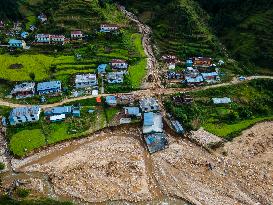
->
[6, 122, 273, 204]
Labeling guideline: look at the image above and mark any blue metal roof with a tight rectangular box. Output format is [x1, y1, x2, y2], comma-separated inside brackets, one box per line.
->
[105, 96, 117, 104]
[185, 75, 204, 83]
[125, 107, 140, 116]
[97, 64, 107, 73]
[9, 39, 23, 44]
[10, 106, 40, 117]
[201, 72, 219, 78]
[37, 81, 61, 91]
[144, 112, 154, 126]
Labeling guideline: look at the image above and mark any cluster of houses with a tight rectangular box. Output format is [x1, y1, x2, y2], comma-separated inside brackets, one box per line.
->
[10, 58, 129, 99]
[4, 20, 120, 49]
[163, 56, 223, 86]
[7, 104, 81, 125]
[105, 96, 169, 154]
[11, 81, 62, 99]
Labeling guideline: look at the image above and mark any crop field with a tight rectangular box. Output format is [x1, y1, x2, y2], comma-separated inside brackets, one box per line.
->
[7, 105, 120, 157]
[165, 79, 273, 139]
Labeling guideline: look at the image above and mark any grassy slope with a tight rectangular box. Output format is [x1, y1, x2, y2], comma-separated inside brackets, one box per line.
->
[165, 79, 273, 139]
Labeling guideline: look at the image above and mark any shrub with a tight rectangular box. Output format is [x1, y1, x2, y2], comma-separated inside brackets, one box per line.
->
[16, 188, 30, 198]
[0, 162, 5, 170]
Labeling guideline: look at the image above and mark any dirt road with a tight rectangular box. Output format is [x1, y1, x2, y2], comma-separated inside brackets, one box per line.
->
[0, 76, 272, 109]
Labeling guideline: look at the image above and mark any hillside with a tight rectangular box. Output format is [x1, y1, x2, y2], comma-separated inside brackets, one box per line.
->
[196, 0, 273, 74]
[116, 0, 223, 59]
[117, 0, 273, 74]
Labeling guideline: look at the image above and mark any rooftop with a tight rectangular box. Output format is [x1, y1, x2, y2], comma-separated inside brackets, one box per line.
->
[144, 133, 168, 154]
[143, 113, 163, 134]
[212, 97, 232, 104]
[75, 74, 97, 83]
[10, 106, 41, 117]
[71, 30, 82, 34]
[37, 81, 61, 91]
[11, 82, 35, 93]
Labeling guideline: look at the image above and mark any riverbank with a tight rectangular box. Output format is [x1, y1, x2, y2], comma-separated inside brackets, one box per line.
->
[1, 122, 271, 204]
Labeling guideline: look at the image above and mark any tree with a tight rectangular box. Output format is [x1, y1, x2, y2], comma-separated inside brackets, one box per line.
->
[29, 72, 35, 81]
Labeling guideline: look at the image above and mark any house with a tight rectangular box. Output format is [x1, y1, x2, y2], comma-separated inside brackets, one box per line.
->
[172, 94, 193, 105]
[110, 59, 128, 70]
[212, 97, 232, 104]
[97, 64, 107, 74]
[8, 39, 26, 49]
[11, 82, 36, 99]
[71, 30, 83, 39]
[143, 112, 163, 134]
[45, 106, 81, 117]
[139, 98, 159, 113]
[107, 72, 124, 84]
[75, 74, 97, 89]
[0, 21, 4, 29]
[29, 25, 37, 31]
[192, 57, 212, 67]
[50, 35, 65, 44]
[186, 59, 193, 67]
[9, 106, 41, 125]
[124, 107, 141, 118]
[171, 120, 185, 134]
[38, 13, 47, 23]
[185, 75, 204, 86]
[35, 34, 50, 43]
[100, 24, 119, 32]
[21, 32, 29, 39]
[117, 94, 135, 105]
[144, 133, 168, 154]
[161, 55, 179, 64]
[50, 114, 66, 122]
[201, 72, 220, 83]
[37, 81, 62, 95]
[168, 63, 176, 70]
[105, 96, 117, 106]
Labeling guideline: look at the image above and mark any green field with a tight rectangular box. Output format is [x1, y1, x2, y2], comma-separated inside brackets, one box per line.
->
[9, 129, 46, 157]
[165, 79, 273, 139]
[7, 104, 120, 157]
[128, 58, 147, 88]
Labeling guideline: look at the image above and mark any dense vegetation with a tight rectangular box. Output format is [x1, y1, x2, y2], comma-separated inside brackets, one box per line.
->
[116, 0, 273, 74]
[165, 79, 273, 140]
[116, 0, 222, 59]
[196, 0, 273, 73]
[0, 196, 72, 205]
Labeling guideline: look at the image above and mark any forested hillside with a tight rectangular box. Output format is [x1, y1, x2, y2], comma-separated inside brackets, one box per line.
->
[0, 0, 21, 20]
[116, 0, 223, 59]
[196, 0, 273, 73]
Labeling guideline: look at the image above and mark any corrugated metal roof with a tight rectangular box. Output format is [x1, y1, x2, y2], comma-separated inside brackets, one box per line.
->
[185, 75, 204, 83]
[50, 114, 66, 121]
[125, 107, 140, 116]
[37, 81, 61, 91]
[10, 106, 40, 117]
[144, 112, 154, 126]
[212, 97, 232, 104]
[106, 96, 117, 104]
[9, 39, 24, 44]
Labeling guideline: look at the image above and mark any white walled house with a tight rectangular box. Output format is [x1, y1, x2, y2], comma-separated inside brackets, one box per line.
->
[71, 30, 83, 39]
[9, 106, 41, 125]
[100, 24, 119, 32]
[75, 74, 97, 89]
[110, 59, 128, 70]
[50, 35, 65, 44]
[8, 39, 26, 49]
[35, 34, 50, 43]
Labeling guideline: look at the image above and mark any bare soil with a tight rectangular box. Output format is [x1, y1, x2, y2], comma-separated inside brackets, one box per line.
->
[6, 122, 273, 205]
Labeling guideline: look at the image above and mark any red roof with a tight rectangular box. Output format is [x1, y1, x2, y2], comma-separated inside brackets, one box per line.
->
[50, 35, 65, 38]
[96, 97, 102, 103]
[71, 30, 82, 35]
[111, 59, 127, 64]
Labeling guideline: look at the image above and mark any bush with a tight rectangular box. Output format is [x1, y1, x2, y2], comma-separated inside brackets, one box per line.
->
[0, 162, 5, 170]
[16, 188, 30, 198]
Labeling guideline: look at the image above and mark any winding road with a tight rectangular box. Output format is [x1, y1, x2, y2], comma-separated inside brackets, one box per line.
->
[0, 76, 272, 109]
